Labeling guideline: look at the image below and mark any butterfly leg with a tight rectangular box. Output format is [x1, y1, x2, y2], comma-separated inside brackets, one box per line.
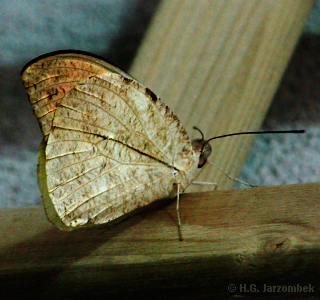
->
[176, 183, 183, 241]
[192, 181, 217, 191]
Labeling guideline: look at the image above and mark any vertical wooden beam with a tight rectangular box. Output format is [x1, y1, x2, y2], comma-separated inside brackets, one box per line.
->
[129, 0, 313, 191]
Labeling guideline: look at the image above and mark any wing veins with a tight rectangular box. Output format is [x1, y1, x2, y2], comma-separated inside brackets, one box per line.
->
[48, 164, 103, 193]
[25, 74, 68, 87]
[46, 149, 92, 160]
[47, 152, 162, 176]
[62, 166, 172, 218]
[49, 135, 162, 170]
[55, 163, 124, 208]
[88, 169, 173, 222]
[26, 65, 105, 87]
[59, 95, 130, 132]
[29, 80, 80, 98]
[32, 96, 62, 108]
[54, 115, 121, 133]
[80, 81, 170, 160]
[46, 155, 101, 175]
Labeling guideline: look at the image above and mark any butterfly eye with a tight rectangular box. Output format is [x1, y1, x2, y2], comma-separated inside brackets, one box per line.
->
[192, 126, 212, 168]
[198, 142, 212, 168]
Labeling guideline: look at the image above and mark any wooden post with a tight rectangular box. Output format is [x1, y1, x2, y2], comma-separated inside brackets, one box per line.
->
[130, 0, 314, 191]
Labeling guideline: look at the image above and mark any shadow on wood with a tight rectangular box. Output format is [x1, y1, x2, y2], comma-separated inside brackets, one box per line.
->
[0, 183, 319, 299]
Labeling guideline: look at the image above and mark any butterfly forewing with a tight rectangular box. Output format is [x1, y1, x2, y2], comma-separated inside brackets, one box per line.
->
[23, 52, 200, 230]
[21, 53, 134, 137]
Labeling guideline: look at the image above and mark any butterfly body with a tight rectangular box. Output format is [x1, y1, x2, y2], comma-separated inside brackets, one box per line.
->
[22, 51, 207, 230]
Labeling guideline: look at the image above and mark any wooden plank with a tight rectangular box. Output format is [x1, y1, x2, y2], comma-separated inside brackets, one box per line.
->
[1, 183, 319, 298]
[129, 0, 314, 191]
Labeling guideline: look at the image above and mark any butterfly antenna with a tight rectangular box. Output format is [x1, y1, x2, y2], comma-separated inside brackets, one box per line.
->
[193, 126, 205, 140]
[208, 160, 256, 187]
[206, 129, 305, 142]
[204, 129, 305, 187]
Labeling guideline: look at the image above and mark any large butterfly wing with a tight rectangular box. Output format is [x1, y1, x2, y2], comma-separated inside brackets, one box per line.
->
[22, 52, 200, 230]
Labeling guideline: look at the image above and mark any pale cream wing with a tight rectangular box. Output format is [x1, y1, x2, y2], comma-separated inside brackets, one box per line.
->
[36, 67, 199, 230]
[21, 51, 133, 137]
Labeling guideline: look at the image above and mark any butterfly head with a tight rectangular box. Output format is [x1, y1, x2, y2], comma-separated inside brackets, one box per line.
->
[191, 126, 212, 168]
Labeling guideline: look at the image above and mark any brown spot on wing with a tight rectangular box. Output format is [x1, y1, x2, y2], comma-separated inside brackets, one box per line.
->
[145, 87, 158, 102]
[123, 77, 133, 84]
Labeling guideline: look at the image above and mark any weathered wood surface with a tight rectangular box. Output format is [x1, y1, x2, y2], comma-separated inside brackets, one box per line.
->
[1, 183, 319, 298]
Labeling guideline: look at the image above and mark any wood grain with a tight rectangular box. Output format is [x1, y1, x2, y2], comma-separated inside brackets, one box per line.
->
[130, 0, 314, 191]
[1, 183, 319, 298]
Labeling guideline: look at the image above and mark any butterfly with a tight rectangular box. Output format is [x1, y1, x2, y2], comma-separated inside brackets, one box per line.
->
[21, 50, 212, 235]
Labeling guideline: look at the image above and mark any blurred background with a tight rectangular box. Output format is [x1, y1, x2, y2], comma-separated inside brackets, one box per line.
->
[1, 0, 320, 207]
